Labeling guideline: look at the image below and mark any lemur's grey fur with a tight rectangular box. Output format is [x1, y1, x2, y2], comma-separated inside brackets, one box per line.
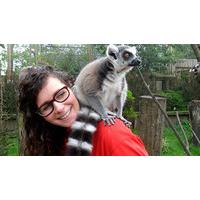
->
[73, 44, 141, 126]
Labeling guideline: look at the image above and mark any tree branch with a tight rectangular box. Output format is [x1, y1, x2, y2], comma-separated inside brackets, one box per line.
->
[0, 44, 5, 48]
[175, 111, 190, 150]
[191, 128, 200, 145]
[136, 66, 192, 156]
[191, 44, 200, 62]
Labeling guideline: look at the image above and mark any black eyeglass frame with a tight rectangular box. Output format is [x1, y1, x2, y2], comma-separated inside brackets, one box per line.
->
[37, 86, 70, 117]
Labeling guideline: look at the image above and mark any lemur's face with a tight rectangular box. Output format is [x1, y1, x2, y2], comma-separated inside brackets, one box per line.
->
[106, 44, 141, 73]
[189, 63, 200, 75]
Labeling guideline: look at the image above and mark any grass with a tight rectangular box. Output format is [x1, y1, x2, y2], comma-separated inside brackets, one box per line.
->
[0, 131, 19, 156]
[133, 119, 200, 156]
[6, 134, 19, 155]
[161, 120, 200, 156]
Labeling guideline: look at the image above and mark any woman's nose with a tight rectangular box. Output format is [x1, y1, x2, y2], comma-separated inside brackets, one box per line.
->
[53, 101, 64, 113]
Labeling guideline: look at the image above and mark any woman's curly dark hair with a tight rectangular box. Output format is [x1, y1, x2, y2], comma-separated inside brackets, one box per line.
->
[18, 65, 74, 155]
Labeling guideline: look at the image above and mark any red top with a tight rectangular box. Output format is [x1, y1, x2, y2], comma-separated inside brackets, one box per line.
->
[92, 119, 149, 156]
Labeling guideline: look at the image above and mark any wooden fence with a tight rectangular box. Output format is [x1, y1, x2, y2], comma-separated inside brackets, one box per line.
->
[0, 114, 17, 134]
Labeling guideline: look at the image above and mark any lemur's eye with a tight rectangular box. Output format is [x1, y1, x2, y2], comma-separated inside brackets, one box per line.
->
[125, 53, 129, 58]
[123, 52, 131, 60]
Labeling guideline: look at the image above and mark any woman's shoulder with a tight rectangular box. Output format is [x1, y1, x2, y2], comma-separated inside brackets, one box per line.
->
[92, 119, 149, 156]
[96, 119, 134, 138]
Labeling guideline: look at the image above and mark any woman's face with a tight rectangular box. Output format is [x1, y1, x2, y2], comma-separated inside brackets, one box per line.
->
[36, 76, 80, 127]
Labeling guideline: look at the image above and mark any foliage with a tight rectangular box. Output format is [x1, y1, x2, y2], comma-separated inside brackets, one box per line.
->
[9, 44, 98, 76]
[172, 44, 195, 59]
[38, 45, 89, 76]
[159, 90, 187, 111]
[13, 44, 33, 72]
[2, 81, 17, 114]
[161, 120, 200, 156]
[93, 44, 107, 57]
[137, 44, 174, 71]
[1, 44, 195, 77]
[134, 44, 194, 72]
[178, 72, 200, 102]
[127, 70, 152, 111]
[123, 90, 138, 122]
[0, 131, 18, 156]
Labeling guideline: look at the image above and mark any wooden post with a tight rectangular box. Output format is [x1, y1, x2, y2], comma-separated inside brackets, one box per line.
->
[135, 95, 166, 155]
[188, 100, 200, 145]
[86, 44, 94, 62]
[6, 44, 14, 82]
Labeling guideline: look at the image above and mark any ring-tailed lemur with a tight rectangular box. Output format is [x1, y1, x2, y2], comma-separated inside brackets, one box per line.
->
[189, 62, 200, 75]
[73, 44, 141, 126]
[67, 106, 100, 156]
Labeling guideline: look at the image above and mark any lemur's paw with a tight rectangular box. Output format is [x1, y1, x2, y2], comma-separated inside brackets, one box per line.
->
[118, 116, 132, 128]
[102, 115, 116, 126]
[124, 120, 132, 128]
[106, 110, 117, 117]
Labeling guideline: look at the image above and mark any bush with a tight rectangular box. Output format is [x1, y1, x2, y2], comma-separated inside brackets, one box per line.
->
[159, 90, 187, 111]
[123, 90, 138, 122]
[3, 81, 17, 114]
[0, 131, 18, 156]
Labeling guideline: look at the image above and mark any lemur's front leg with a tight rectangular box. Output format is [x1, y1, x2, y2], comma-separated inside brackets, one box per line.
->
[86, 96, 116, 126]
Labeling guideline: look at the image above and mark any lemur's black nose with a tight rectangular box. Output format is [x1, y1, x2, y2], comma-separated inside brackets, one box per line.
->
[131, 58, 141, 66]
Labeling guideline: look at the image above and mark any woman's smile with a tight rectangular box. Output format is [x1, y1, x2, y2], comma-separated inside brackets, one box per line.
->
[58, 106, 72, 120]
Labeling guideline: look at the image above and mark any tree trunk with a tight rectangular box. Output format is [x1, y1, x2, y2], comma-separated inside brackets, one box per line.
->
[0, 61, 3, 131]
[191, 44, 200, 62]
[33, 44, 39, 65]
[6, 44, 14, 82]
[29, 44, 33, 65]
[188, 100, 200, 145]
[86, 44, 94, 62]
[135, 95, 166, 155]
[29, 44, 42, 65]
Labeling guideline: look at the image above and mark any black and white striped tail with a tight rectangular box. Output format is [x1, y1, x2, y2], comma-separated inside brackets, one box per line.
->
[66, 106, 100, 156]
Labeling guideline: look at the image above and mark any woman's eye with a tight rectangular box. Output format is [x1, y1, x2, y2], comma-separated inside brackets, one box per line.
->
[57, 92, 65, 98]
[41, 104, 51, 112]
[55, 88, 69, 101]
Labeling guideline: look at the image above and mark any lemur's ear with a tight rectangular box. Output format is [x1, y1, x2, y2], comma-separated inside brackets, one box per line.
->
[106, 44, 119, 60]
[131, 46, 137, 55]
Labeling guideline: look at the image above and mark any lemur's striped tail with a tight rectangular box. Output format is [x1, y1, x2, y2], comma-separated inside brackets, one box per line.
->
[66, 106, 100, 156]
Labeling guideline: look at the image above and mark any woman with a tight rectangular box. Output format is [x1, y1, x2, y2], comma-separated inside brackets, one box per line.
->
[18, 65, 148, 156]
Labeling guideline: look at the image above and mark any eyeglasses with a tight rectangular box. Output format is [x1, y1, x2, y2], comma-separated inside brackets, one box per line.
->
[37, 86, 70, 117]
